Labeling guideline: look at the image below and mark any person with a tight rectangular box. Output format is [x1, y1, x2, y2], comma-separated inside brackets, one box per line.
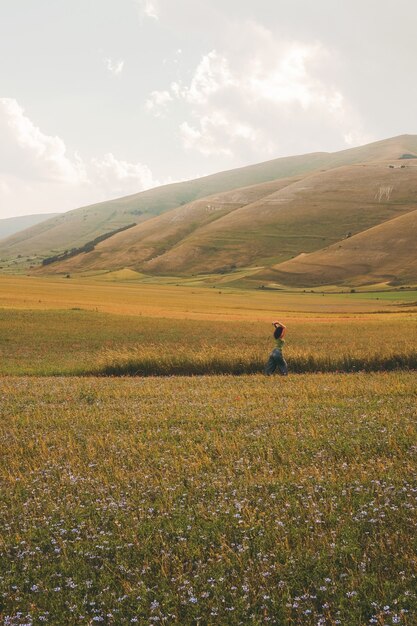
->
[264, 320, 288, 376]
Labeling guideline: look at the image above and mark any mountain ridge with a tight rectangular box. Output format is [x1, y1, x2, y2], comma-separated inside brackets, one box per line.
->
[44, 157, 417, 286]
[0, 213, 59, 241]
[3, 133, 417, 263]
[2, 134, 417, 287]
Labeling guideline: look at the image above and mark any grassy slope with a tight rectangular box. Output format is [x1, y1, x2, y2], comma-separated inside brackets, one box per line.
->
[0, 213, 59, 242]
[42, 177, 303, 274]
[143, 161, 417, 275]
[0, 151, 332, 262]
[263, 208, 417, 287]
[47, 159, 417, 282]
[3, 134, 417, 267]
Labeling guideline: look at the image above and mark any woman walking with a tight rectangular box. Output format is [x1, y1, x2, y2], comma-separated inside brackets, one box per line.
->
[264, 320, 288, 376]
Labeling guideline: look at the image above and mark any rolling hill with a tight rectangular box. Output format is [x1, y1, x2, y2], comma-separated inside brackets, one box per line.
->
[141, 161, 417, 277]
[0, 213, 59, 241]
[43, 155, 417, 286]
[41, 176, 303, 274]
[258, 208, 417, 287]
[2, 134, 417, 287]
[2, 134, 417, 267]
[0, 150, 334, 264]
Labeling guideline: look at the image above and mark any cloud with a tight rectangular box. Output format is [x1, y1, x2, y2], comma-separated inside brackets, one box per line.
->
[90, 153, 156, 195]
[105, 58, 125, 76]
[180, 114, 260, 157]
[181, 51, 236, 105]
[0, 99, 158, 218]
[136, 0, 159, 20]
[146, 23, 370, 159]
[0, 98, 86, 183]
[145, 90, 173, 117]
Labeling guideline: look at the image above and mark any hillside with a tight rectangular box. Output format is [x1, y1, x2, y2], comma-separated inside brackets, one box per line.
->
[142, 161, 417, 276]
[3, 134, 417, 268]
[42, 177, 302, 274]
[259, 208, 417, 287]
[44, 156, 417, 286]
[0, 213, 58, 241]
[0, 150, 332, 265]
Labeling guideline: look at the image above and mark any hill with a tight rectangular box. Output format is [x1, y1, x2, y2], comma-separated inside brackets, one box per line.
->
[41, 177, 302, 274]
[44, 156, 417, 287]
[259, 208, 417, 287]
[3, 133, 417, 269]
[0, 150, 333, 265]
[141, 161, 417, 276]
[0, 213, 58, 241]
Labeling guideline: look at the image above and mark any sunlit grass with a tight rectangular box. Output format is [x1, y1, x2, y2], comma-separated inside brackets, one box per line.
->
[1, 373, 416, 624]
[0, 309, 416, 376]
[1, 275, 415, 320]
[94, 343, 417, 376]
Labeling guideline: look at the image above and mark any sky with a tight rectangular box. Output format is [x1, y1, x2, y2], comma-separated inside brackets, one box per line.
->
[1, 0, 416, 218]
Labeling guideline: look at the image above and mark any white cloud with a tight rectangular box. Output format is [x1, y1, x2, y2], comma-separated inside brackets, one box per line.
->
[145, 90, 173, 117]
[344, 130, 372, 147]
[248, 44, 329, 108]
[163, 48, 182, 67]
[105, 58, 125, 76]
[0, 99, 158, 218]
[0, 98, 86, 184]
[146, 23, 369, 160]
[136, 0, 159, 20]
[91, 153, 156, 194]
[180, 113, 261, 157]
[183, 51, 236, 105]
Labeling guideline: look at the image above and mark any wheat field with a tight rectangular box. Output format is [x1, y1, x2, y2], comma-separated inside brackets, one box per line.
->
[0, 277, 416, 624]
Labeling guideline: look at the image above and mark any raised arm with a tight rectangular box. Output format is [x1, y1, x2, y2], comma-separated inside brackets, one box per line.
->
[273, 320, 287, 338]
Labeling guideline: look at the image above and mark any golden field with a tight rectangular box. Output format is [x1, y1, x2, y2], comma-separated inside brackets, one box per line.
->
[1, 373, 417, 624]
[0, 276, 416, 376]
[0, 275, 416, 624]
[1, 275, 416, 320]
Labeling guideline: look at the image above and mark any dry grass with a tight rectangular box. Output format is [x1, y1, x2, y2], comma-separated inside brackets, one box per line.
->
[1, 373, 416, 624]
[0, 275, 414, 321]
[94, 342, 417, 377]
[1, 275, 416, 624]
[268, 208, 417, 287]
[0, 306, 415, 376]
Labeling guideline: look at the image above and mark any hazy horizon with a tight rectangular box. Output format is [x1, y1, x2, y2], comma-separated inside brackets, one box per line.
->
[1, 0, 417, 218]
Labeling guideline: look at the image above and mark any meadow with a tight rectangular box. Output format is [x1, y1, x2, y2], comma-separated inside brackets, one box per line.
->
[0, 276, 416, 625]
[1, 373, 416, 625]
[0, 276, 416, 377]
[0, 308, 416, 377]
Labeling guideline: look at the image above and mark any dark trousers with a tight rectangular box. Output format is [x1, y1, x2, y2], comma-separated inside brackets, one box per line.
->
[264, 348, 288, 376]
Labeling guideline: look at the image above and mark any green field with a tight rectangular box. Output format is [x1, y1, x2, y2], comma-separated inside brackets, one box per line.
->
[1, 373, 416, 625]
[0, 308, 416, 376]
[0, 277, 416, 624]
